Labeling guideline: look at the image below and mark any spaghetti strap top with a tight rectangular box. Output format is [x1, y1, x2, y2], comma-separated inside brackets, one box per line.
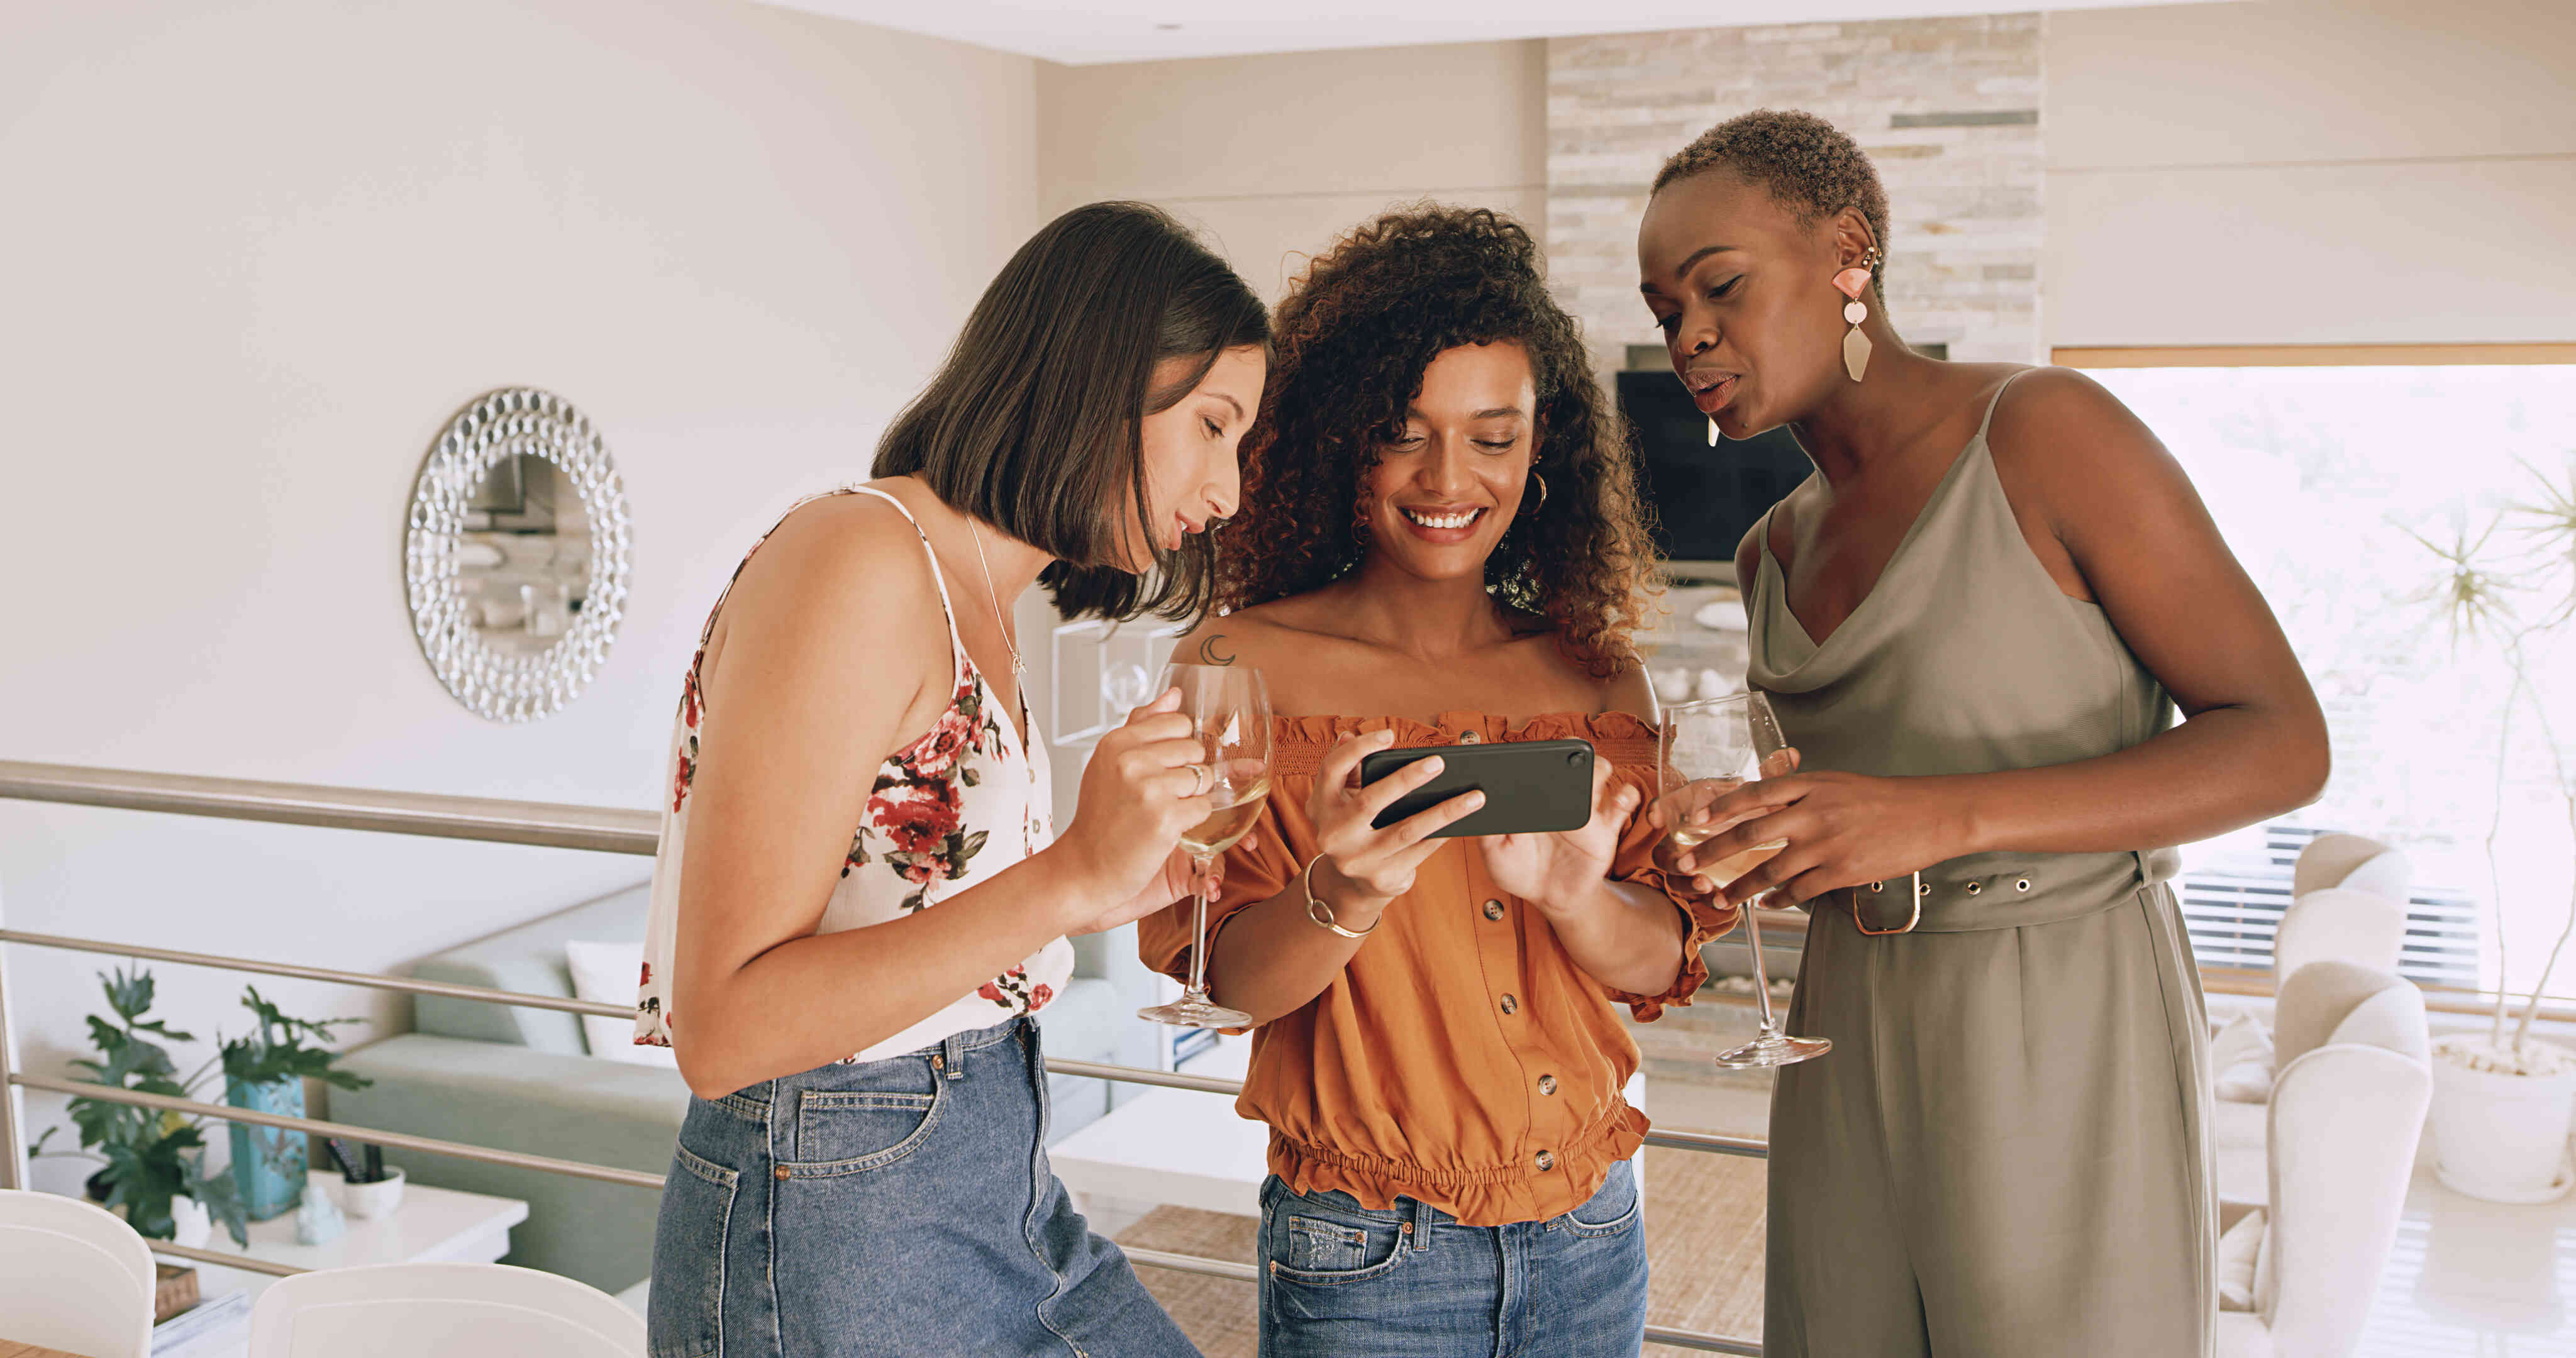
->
[633, 485, 1072, 1066]
[1745, 370, 2181, 914]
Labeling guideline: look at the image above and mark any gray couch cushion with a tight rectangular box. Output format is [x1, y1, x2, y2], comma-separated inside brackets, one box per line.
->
[413, 883, 652, 1054]
[332, 1033, 687, 1293]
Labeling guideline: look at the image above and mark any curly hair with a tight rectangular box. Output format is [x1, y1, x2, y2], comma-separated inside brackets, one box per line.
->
[1654, 109, 1891, 297]
[1214, 204, 1657, 677]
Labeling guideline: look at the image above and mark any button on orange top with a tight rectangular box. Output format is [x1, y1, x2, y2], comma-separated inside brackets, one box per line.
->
[1140, 711, 1735, 1227]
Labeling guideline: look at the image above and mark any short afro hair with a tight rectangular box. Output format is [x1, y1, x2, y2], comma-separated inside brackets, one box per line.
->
[1653, 109, 1890, 295]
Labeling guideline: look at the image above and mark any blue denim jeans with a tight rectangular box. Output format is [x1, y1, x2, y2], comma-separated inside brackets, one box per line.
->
[647, 1016, 1197, 1358]
[1257, 1158, 1648, 1357]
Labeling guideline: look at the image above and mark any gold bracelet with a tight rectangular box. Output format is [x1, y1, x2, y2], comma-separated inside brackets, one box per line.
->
[1301, 856, 1378, 939]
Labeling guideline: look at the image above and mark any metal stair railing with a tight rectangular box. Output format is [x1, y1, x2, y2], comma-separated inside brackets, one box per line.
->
[0, 759, 1762, 1354]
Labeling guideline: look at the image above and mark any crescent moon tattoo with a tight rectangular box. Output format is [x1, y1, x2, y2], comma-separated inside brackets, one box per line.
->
[1195, 634, 1236, 666]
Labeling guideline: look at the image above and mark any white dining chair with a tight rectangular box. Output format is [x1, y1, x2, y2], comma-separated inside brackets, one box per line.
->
[247, 1261, 645, 1357]
[2273, 886, 2409, 982]
[2292, 833, 2413, 903]
[0, 1188, 157, 1358]
[2215, 961, 2431, 1358]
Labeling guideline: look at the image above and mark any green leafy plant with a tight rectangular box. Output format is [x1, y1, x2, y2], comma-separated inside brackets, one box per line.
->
[26, 972, 375, 1240]
[2408, 455, 2576, 1066]
[216, 985, 370, 1191]
[26, 968, 247, 1245]
[219, 986, 370, 1092]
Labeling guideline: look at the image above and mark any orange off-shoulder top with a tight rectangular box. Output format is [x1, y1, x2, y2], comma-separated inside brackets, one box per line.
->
[1138, 710, 1736, 1227]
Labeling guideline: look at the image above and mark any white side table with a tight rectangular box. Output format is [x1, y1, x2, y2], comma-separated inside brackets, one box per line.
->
[152, 1181, 528, 1357]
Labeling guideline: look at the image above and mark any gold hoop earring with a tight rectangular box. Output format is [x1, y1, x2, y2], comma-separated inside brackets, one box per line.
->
[1833, 245, 1885, 382]
[1526, 472, 1548, 514]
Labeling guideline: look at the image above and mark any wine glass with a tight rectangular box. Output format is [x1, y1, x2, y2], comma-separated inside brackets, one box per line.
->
[1658, 690, 1831, 1069]
[1137, 663, 1274, 1029]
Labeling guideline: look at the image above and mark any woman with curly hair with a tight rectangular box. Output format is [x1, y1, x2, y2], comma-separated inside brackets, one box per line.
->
[1138, 204, 1727, 1356]
[1641, 111, 2327, 1356]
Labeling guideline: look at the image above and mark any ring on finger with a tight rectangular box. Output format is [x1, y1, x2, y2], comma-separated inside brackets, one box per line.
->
[1187, 763, 1214, 797]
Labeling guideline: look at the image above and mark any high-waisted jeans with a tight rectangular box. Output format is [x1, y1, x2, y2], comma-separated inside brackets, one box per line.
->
[647, 1015, 1198, 1358]
[1256, 1157, 1648, 1357]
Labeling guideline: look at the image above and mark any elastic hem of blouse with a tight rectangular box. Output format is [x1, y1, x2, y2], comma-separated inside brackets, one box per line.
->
[1265, 1099, 1651, 1228]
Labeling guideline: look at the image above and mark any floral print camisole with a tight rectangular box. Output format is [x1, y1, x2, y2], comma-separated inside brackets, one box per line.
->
[634, 485, 1071, 1066]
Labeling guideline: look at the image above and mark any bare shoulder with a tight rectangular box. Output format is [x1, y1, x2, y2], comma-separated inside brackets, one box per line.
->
[741, 494, 936, 610]
[1985, 367, 2192, 514]
[1601, 656, 1658, 722]
[1174, 598, 1304, 671]
[709, 492, 947, 684]
[1985, 367, 2170, 477]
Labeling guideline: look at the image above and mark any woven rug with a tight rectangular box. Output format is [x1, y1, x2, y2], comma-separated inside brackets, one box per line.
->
[1114, 1146, 1767, 1355]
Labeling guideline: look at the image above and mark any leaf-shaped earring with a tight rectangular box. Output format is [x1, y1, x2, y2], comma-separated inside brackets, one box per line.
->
[1833, 247, 1883, 382]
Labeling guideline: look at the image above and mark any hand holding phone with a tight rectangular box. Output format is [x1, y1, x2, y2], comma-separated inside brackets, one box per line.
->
[1469, 750, 1639, 915]
[1298, 731, 1492, 928]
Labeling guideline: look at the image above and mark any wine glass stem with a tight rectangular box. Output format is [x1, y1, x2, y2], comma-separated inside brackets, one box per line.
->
[1743, 898, 1780, 1037]
[1182, 853, 1216, 1000]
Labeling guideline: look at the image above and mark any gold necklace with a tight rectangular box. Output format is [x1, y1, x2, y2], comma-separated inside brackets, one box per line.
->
[967, 519, 1025, 680]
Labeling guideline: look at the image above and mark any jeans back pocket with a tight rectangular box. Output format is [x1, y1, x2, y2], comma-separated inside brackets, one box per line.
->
[648, 1143, 740, 1358]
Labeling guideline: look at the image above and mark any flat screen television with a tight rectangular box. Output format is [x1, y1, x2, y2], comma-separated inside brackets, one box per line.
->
[1614, 368, 1814, 579]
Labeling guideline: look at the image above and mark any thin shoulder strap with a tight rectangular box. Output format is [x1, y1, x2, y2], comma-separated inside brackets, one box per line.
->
[1750, 504, 1782, 578]
[1973, 367, 2038, 446]
[847, 485, 969, 674]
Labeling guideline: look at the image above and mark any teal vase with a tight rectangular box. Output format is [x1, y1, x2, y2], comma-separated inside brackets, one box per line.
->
[226, 1076, 306, 1222]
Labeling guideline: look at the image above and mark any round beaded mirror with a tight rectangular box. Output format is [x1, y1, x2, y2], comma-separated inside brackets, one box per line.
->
[404, 389, 632, 722]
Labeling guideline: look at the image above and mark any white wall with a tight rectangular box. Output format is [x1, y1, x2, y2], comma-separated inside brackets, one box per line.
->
[1038, 40, 1550, 302]
[1030, 40, 1547, 813]
[0, 0, 1036, 1187]
[1033, 2, 2576, 352]
[2045, 0, 2576, 346]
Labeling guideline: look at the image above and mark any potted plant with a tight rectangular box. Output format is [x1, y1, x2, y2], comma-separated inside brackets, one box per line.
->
[219, 986, 370, 1221]
[26, 968, 248, 1247]
[2410, 461, 2576, 1202]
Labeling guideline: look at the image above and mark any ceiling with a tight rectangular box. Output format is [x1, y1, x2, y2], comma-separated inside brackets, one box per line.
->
[761, 0, 2229, 65]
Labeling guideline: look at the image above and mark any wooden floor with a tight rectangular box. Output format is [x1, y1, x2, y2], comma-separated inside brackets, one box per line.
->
[1114, 1145, 1769, 1356]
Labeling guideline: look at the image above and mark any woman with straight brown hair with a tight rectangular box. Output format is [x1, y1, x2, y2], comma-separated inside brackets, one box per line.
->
[635, 201, 1266, 1357]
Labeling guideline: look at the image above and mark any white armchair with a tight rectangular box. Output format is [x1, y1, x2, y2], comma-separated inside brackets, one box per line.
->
[2216, 961, 2431, 1358]
[2212, 836, 2416, 1193]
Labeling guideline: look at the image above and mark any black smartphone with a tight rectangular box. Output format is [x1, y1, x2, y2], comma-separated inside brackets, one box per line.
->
[1358, 737, 1595, 839]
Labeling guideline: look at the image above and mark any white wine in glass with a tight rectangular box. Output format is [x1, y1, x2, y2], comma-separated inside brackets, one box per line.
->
[1138, 663, 1273, 1030]
[1181, 778, 1269, 859]
[1657, 691, 1831, 1069]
